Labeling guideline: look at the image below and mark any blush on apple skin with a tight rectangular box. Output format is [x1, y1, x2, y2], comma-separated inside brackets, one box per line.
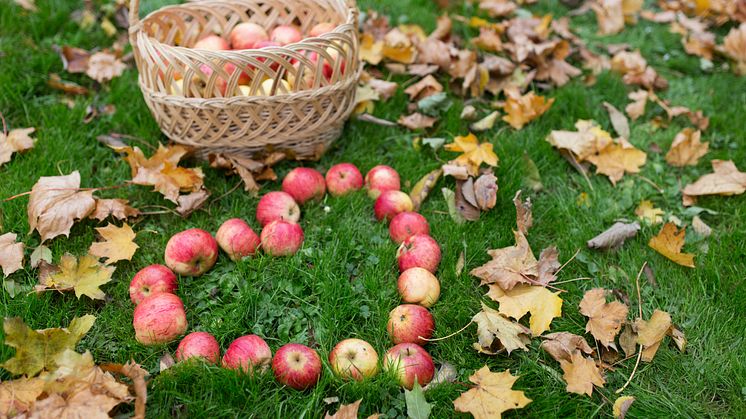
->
[282, 167, 326, 204]
[374, 190, 414, 222]
[270, 25, 303, 45]
[133, 293, 188, 345]
[309, 22, 336, 37]
[325, 163, 364, 196]
[397, 267, 441, 308]
[396, 234, 442, 274]
[389, 212, 430, 244]
[365, 165, 401, 199]
[164, 228, 219, 277]
[329, 338, 379, 381]
[193, 35, 230, 50]
[129, 264, 178, 305]
[256, 191, 301, 226]
[216, 218, 260, 261]
[272, 343, 322, 390]
[222, 335, 273, 374]
[175, 331, 221, 364]
[386, 304, 435, 346]
[383, 343, 435, 390]
[229, 22, 269, 50]
[260, 220, 304, 256]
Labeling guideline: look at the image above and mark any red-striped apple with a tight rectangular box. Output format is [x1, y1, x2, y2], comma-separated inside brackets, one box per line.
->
[374, 190, 414, 222]
[397, 234, 441, 273]
[194, 35, 230, 50]
[256, 191, 300, 226]
[383, 343, 435, 390]
[129, 264, 178, 305]
[229, 22, 269, 50]
[216, 218, 260, 260]
[271, 25, 302, 45]
[397, 267, 440, 308]
[365, 165, 400, 198]
[309, 22, 336, 37]
[272, 343, 322, 390]
[133, 293, 187, 345]
[282, 167, 326, 204]
[176, 331, 220, 363]
[389, 212, 430, 244]
[325, 163, 363, 196]
[387, 304, 434, 345]
[329, 338, 379, 380]
[222, 335, 272, 374]
[164, 228, 219, 276]
[260, 220, 304, 256]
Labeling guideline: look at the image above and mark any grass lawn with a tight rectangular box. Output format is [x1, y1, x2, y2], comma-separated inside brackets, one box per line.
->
[1, 0, 746, 417]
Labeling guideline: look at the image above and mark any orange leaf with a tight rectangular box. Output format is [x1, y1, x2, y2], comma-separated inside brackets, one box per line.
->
[648, 222, 695, 268]
[502, 89, 554, 130]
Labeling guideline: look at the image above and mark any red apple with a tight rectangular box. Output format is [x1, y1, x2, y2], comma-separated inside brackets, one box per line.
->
[271, 25, 302, 45]
[397, 234, 441, 273]
[365, 165, 401, 198]
[282, 167, 326, 204]
[133, 293, 188, 345]
[216, 218, 260, 261]
[129, 264, 178, 305]
[229, 22, 269, 50]
[397, 267, 441, 308]
[389, 212, 430, 244]
[374, 190, 414, 222]
[309, 22, 336, 37]
[386, 304, 435, 345]
[272, 343, 322, 390]
[329, 338, 379, 380]
[222, 335, 272, 374]
[256, 191, 300, 226]
[260, 220, 304, 256]
[194, 35, 230, 50]
[196, 64, 229, 96]
[325, 163, 363, 196]
[175, 331, 220, 363]
[383, 343, 435, 390]
[224, 62, 251, 85]
[164, 228, 219, 277]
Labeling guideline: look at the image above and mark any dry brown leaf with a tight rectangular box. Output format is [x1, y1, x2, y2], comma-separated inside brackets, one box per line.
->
[682, 160, 746, 205]
[0, 377, 45, 416]
[587, 138, 647, 185]
[479, 0, 517, 18]
[382, 28, 416, 64]
[403, 75, 443, 101]
[502, 88, 554, 130]
[668, 324, 687, 353]
[37, 253, 115, 300]
[453, 367, 531, 419]
[722, 23, 746, 75]
[48, 73, 88, 95]
[619, 323, 637, 357]
[473, 303, 532, 355]
[175, 189, 210, 217]
[625, 89, 649, 120]
[691, 215, 712, 238]
[398, 112, 438, 130]
[58, 46, 90, 74]
[613, 396, 635, 419]
[429, 14, 452, 40]
[474, 172, 498, 210]
[456, 180, 481, 221]
[635, 309, 672, 362]
[27, 171, 96, 242]
[471, 230, 538, 289]
[635, 200, 664, 225]
[470, 111, 500, 132]
[541, 332, 594, 362]
[90, 198, 140, 222]
[410, 168, 442, 211]
[603, 102, 630, 139]
[683, 30, 716, 60]
[14, 0, 37, 11]
[85, 51, 126, 83]
[487, 284, 563, 336]
[587, 221, 641, 250]
[513, 190, 533, 235]
[648, 222, 695, 268]
[0, 233, 24, 278]
[592, 0, 625, 35]
[473, 28, 503, 53]
[546, 120, 613, 161]
[88, 223, 138, 265]
[360, 33, 384, 65]
[579, 288, 629, 348]
[665, 128, 708, 167]
[537, 246, 560, 285]
[368, 78, 398, 100]
[559, 352, 605, 396]
[0, 127, 36, 166]
[611, 50, 667, 90]
[324, 399, 362, 419]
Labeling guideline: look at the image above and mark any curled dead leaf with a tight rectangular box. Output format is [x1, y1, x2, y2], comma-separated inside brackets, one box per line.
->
[587, 222, 640, 250]
[1, 127, 36, 166]
[27, 171, 96, 242]
[0, 233, 24, 278]
[682, 160, 746, 206]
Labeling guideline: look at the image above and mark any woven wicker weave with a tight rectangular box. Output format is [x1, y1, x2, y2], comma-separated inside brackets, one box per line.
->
[128, 0, 359, 160]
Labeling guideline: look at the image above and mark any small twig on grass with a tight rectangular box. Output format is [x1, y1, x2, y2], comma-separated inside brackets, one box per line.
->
[3, 183, 128, 202]
[419, 320, 473, 342]
[615, 261, 647, 395]
[636, 175, 665, 195]
[209, 180, 243, 207]
[555, 248, 580, 276]
[552, 277, 592, 285]
[356, 113, 397, 127]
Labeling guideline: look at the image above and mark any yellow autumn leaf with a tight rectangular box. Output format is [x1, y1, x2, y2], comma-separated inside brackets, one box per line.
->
[382, 29, 416, 64]
[444, 133, 498, 176]
[635, 309, 672, 362]
[88, 223, 139, 265]
[579, 288, 629, 348]
[665, 128, 708, 167]
[360, 33, 383, 65]
[546, 120, 614, 162]
[586, 138, 647, 185]
[613, 396, 635, 419]
[486, 283, 563, 336]
[559, 351, 606, 396]
[648, 222, 695, 268]
[39, 254, 115, 299]
[502, 89, 555, 130]
[472, 303, 531, 355]
[453, 367, 531, 419]
[634, 200, 664, 225]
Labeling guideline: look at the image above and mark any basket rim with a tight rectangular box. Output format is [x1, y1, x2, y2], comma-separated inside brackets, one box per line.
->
[131, 0, 358, 55]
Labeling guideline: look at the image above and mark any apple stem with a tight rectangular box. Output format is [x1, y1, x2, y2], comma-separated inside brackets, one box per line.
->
[419, 320, 473, 343]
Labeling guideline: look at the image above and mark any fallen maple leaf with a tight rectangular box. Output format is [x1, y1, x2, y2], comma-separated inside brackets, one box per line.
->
[587, 221, 640, 250]
[88, 223, 139, 265]
[453, 367, 531, 419]
[487, 284, 563, 336]
[85, 51, 126, 83]
[0, 376, 45, 416]
[579, 288, 629, 348]
[625, 89, 648, 120]
[27, 171, 96, 242]
[0, 233, 24, 278]
[665, 128, 708, 167]
[37, 253, 115, 299]
[603, 101, 630, 139]
[634, 200, 664, 225]
[502, 88, 554, 130]
[399, 112, 438, 130]
[473, 303, 532, 355]
[367, 77, 398, 100]
[586, 138, 647, 185]
[48, 73, 89, 95]
[382, 28, 417, 64]
[648, 222, 695, 268]
[324, 399, 361, 419]
[546, 120, 614, 162]
[444, 133, 499, 176]
[90, 198, 140, 222]
[405, 382, 432, 419]
[175, 189, 210, 217]
[722, 23, 746, 75]
[611, 50, 667, 90]
[592, 0, 625, 35]
[682, 160, 746, 206]
[404, 75, 443, 101]
[1, 315, 95, 376]
[471, 230, 538, 289]
[559, 352, 605, 396]
[635, 309, 672, 361]
[0, 127, 36, 166]
[540, 332, 594, 362]
[360, 33, 384, 65]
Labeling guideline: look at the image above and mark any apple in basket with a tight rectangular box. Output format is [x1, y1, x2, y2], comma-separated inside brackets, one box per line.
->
[229, 22, 269, 50]
[194, 35, 230, 51]
[271, 25, 303, 45]
[309, 22, 336, 37]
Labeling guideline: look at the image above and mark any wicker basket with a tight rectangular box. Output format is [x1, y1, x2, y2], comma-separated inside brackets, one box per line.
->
[128, 0, 360, 160]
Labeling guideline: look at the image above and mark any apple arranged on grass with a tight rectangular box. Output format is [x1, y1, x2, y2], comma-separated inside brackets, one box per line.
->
[256, 191, 300, 226]
[272, 343, 322, 390]
[389, 211, 430, 244]
[397, 234, 441, 273]
[329, 338, 379, 380]
[128, 264, 178, 305]
[216, 218, 260, 261]
[222, 335, 273, 374]
[164, 228, 219, 276]
[133, 293, 188, 345]
[398, 267, 441, 308]
[387, 304, 435, 345]
[260, 220, 304, 256]
[374, 190, 414, 222]
[325, 163, 363, 196]
[383, 343, 435, 390]
[282, 167, 326, 204]
[229, 22, 269, 50]
[365, 165, 401, 198]
[175, 331, 220, 363]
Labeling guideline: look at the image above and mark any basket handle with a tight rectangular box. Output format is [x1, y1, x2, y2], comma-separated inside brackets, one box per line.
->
[129, 0, 141, 29]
